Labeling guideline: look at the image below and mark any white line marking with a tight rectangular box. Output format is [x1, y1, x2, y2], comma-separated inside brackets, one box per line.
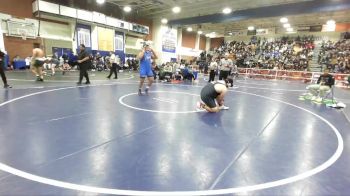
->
[237, 85, 306, 92]
[271, 92, 284, 95]
[0, 84, 344, 195]
[236, 80, 278, 86]
[37, 125, 158, 168]
[152, 98, 178, 104]
[209, 109, 282, 189]
[8, 74, 135, 83]
[157, 97, 179, 102]
[46, 112, 92, 122]
[342, 110, 350, 124]
[119, 91, 200, 114]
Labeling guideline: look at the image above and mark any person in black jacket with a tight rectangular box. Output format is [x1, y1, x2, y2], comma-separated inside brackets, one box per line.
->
[77, 44, 91, 85]
[0, 50, 11, 88]
[307, 69, 334, 100]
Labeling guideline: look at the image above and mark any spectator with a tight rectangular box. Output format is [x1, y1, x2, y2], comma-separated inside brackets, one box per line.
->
[107, 52, 118, 79]
[219, 55, 233, 80]
[208, 58, 218, 82]
[0, 50, 12, 88]
[306, 69, 334, 102]
[163, 62, 173, 82]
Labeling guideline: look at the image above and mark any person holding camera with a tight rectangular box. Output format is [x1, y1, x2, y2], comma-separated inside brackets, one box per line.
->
[0, 50, 11, 88]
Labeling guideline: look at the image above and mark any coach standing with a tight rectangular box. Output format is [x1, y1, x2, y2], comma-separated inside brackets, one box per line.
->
[77, 44, 91, 85]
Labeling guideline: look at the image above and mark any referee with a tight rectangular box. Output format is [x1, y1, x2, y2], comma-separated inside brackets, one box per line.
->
[77, 44, 91, 85]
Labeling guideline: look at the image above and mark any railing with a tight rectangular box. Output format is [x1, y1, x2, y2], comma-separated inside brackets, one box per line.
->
[237, 68, 350, 87]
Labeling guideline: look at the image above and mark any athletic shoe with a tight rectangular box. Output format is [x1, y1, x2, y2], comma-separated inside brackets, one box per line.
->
[196, 101, 201, 109]
[219, 105, 229, 110]
[145, 88, 149, 95]
[4, 84, 12, 88]
[315, 97, 323, 103]
[85, 82, 91, 85]
[196, 107, 206, 112]
[196, 102, 205, 111]
[138, 89, 142, 96]
[77, 82, 82, 85]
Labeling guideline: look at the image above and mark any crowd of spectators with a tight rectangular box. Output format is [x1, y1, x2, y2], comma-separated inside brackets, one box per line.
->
[318, 39, 350, 74]
[212, 36, 316, 71]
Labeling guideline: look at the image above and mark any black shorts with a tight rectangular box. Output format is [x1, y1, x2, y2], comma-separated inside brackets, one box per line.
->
[201, 95, 216, 108]
[33, 59, 44, 68]
[200, 84, 218, 108]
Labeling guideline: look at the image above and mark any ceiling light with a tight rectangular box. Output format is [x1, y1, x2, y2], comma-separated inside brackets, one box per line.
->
[96, 0, 105, 4]
[327, 20, 336, 25]
[205, 34, 210, 37]
[161, 18, 168, 24]
[283, 23, 291, 28]
[228, 32, 233, 35]
[198, 31, 203, 34]
[172, 6, 181, 13]
[248, 26, 255, 31]
[123, 6, 132, 12]
[286, 27, 294, 32]
[280, 17, 288, 23]
[187, 27, 193, 32]
[222, 8, 232, 14]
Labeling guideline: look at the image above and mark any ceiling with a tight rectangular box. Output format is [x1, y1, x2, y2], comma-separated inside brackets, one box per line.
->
[197, 10, 350, 36]
[106, 0, 350, 36]
[107, 0, 312, 19]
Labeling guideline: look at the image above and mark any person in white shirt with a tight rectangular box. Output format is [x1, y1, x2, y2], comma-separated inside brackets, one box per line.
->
[163, 62, 173, 81]
[231, 63, 239, 78]
[173, 62, 180, 72]
[208, 58, 218, 82]
[25, 56, 31, 69]
[219, 56, 233, 80]
[179, 63, 185, 70]
[107, 51, 118, 79]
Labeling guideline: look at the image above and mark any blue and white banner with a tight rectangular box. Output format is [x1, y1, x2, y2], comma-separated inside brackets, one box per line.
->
[115, 31, 124, 51]
[115, 31, 125, 64]
[76, 24, 91, 48]
[162, 28, 177, 53]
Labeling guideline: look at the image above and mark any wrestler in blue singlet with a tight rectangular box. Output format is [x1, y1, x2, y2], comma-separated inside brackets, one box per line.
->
[139, 51, 153, 78]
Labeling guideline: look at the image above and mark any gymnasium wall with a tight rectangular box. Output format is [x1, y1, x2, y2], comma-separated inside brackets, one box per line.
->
[128, 18, 153, 41]
[181, 30, 196, 49]
[0, 0, 151, 61]
[0, 0, 34, 19]
[45, 0, 123, 19]
[4, 36, 41, 61]
[44, 39, 72, 56]
[40, 21, 72, 42]
[336, 23, 350, 32]
[210, 37, 224, 49]
[199, 35, 207, 50]
[1, 19, 73, 60]
[0, 0, 37, 60]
